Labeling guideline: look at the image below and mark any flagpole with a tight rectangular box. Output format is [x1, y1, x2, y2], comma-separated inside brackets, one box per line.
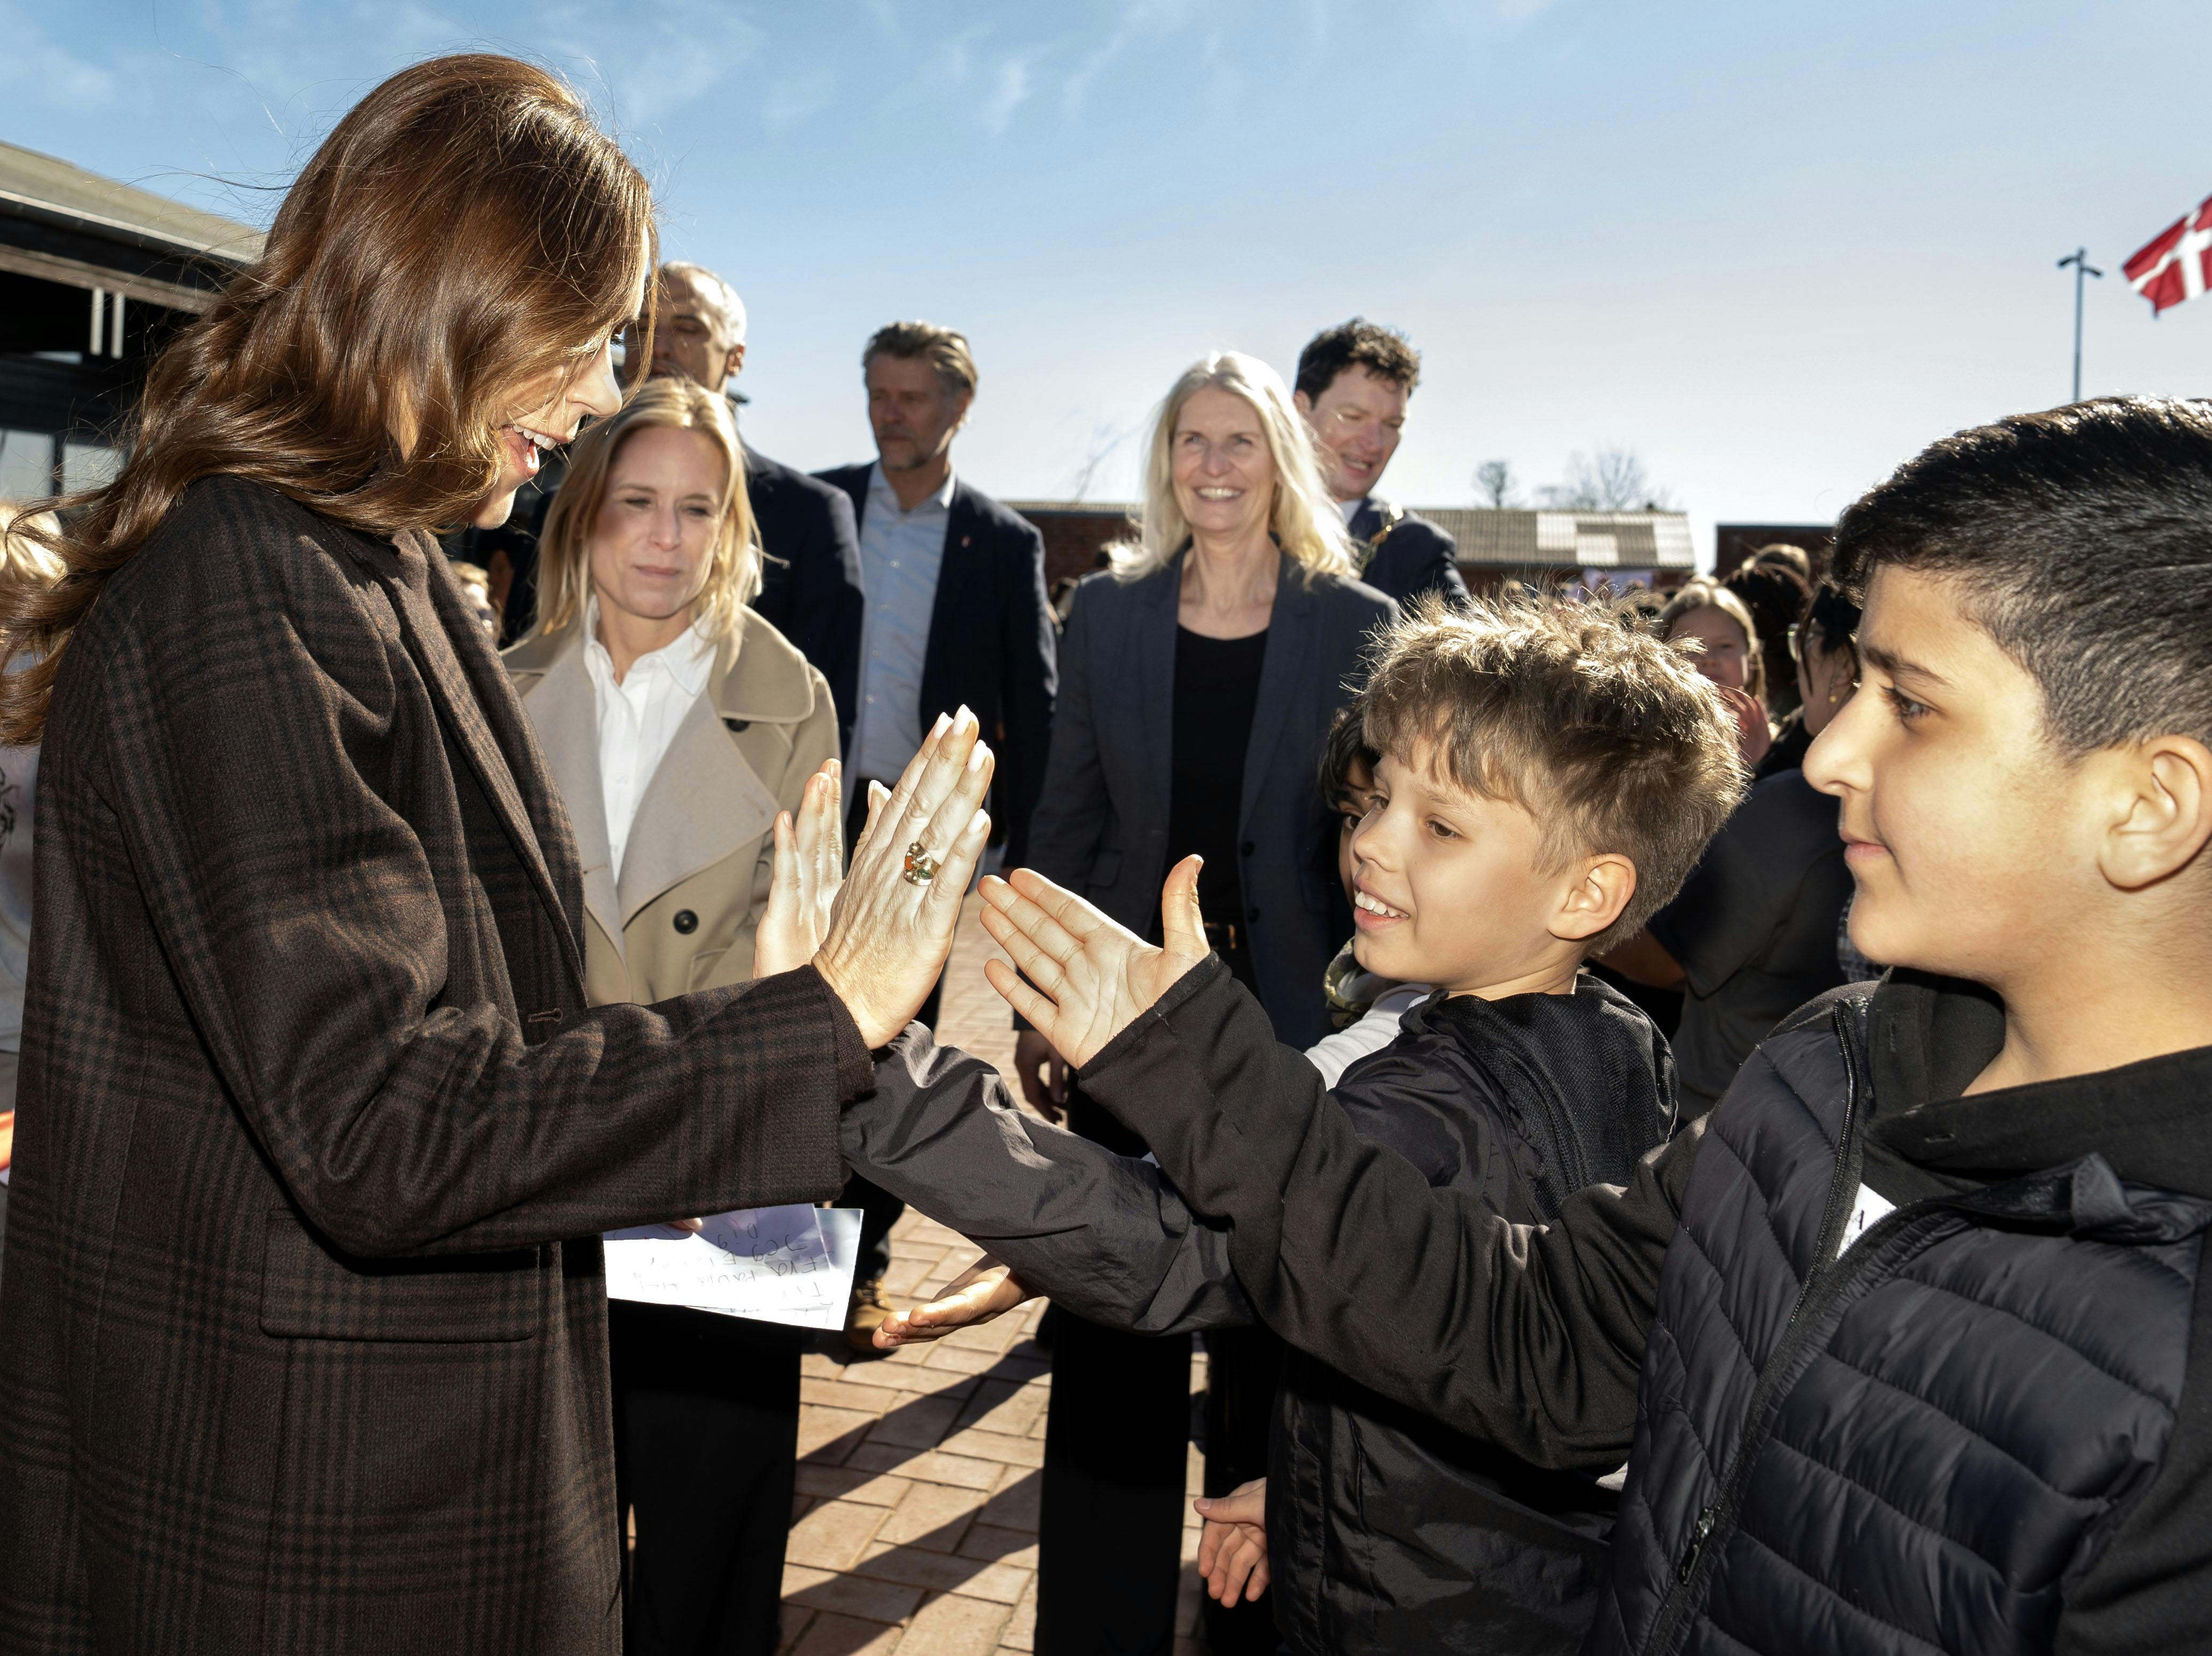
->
[2057, 248, 2104, 403]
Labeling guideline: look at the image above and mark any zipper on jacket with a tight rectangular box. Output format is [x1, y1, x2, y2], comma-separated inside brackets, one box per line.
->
[1636, 1002, 1873, 1655]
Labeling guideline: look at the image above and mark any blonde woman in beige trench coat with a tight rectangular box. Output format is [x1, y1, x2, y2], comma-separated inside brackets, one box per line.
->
[504, 375, 837, 1656]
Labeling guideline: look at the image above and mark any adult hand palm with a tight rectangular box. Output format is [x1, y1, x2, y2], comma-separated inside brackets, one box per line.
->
[755, 712, 995, 1048]
[751, 760, 845, 981]
[978, 855, 1211, 1070]
[814, 710, 995, 1048]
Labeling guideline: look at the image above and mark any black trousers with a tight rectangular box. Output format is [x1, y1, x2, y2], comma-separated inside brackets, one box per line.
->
[1037, 1089, 1285, 1656]
[610, 1301, 805, 1656]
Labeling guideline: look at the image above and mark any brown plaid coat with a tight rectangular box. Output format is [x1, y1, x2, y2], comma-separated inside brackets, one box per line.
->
[0, 478, 869, 1655]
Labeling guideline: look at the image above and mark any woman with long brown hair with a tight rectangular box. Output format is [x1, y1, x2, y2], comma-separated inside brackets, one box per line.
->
[0, 56, 994, 1656]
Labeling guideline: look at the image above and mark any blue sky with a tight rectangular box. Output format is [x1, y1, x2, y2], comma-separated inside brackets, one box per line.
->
[7, 1, 2212, 563]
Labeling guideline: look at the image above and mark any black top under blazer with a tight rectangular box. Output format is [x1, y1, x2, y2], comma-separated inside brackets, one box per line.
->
[745, 445, 864, 752]
[815, 464, 1057, 867]
[1026, 551, 1395, 1050]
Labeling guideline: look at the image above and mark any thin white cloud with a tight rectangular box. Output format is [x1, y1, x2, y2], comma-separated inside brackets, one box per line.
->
[763, 68, 838, 131]
[983, 52, 1037, 136]
[1063, 0, 1200, 117]
[0, 0, 118, 110]
[538, 0, 768, 125]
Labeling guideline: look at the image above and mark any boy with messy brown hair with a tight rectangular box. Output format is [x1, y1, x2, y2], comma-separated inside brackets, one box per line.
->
[819, 594, 1744, 1654]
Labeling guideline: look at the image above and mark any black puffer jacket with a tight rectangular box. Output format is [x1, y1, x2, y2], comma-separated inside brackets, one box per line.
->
[1587, 988, 2212, 1655]
[1076, 956, 2212, 1654]
[1270, 976, 1675, 1656]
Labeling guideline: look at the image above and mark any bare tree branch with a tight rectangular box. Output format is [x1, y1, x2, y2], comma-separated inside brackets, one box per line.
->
[1536, 447, 1674, 511]
[1473, 459, 1517, 508]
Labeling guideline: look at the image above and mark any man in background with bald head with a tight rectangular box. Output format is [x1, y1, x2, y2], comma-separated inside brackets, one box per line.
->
[652, 262, 866, 747]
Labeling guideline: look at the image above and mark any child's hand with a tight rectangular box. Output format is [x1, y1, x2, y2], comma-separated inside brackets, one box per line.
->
[979, 856, 1211, 1069]
[1195, 1477, 1269, 1606]
[873, 1257, 1034, 1348]
[1012, 1030, 1069, 1123]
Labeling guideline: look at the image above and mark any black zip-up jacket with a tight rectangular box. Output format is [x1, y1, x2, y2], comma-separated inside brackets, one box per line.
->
[1271, 979, 1673, 1655]
[1074, 957, 2212, 1654]
[838, 975, 1674, 1655]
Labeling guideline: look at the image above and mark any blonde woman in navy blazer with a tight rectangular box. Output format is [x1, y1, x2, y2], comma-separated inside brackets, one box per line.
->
[1018, 350, 1393, 1656]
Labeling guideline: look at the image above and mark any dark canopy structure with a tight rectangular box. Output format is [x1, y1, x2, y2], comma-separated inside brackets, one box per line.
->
[0, 140, 261, 501]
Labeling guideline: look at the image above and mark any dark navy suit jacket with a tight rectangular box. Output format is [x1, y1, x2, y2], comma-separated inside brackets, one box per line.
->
[816, 464, 1057, 867]
[1350, 499, 1468, 610]
[1026, 552, 1395, 1049]
[746, 446, 864, 749]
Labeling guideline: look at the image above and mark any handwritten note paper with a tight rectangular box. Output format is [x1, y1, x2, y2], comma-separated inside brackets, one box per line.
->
[605, 1204, 860, 1330]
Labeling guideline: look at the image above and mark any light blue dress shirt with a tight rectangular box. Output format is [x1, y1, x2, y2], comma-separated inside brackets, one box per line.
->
[848, 461, 955, 783]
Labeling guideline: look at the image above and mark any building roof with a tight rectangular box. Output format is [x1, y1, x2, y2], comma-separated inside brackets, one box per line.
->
[1004, 501, 1136, 519]
[1002, 502, 1695, 572]
[0, 139, 263, 266]
[1417, 508, 1695, 569]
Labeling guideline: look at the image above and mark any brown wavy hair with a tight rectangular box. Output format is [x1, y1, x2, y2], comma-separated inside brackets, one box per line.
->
[0, 53, 656, 744]
[532, 377, 762, 647]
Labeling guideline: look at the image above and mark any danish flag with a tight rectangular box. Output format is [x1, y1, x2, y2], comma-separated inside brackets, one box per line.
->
[2124, 194, 2212, 315]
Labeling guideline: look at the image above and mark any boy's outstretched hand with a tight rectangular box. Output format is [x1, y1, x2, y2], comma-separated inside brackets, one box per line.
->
[978, 856, 1212, 1069]
[872, 1257, 1034, 1349]
[1195, 1478, 1269, 1606]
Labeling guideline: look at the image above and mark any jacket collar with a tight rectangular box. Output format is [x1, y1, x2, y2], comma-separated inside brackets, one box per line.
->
[507, 624, 623, 956]
[714, 608, 820, 725]
[616, 692, 780, 925]
[582, 595, 715, 705]
[509, 614, 791, 934]
[1240, 554, 1319, 831]
[330, 526, 586, 993]
[868, 459, 957, 518]
[1869, 968, 2212, 1198]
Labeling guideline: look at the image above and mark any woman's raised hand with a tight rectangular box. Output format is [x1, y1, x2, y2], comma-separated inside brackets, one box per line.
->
[978, 855, 1212, 1069]
[812, 709, 995, 1049]
[752, 759, 846, 981]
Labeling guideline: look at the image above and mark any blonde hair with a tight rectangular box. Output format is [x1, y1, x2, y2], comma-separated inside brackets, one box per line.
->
[1110, 351, 1354, 584]
[533, 377, 760, 645]
[1660, 577, 1766, 704]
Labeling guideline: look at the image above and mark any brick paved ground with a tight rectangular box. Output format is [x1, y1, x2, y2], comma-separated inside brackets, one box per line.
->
[776, 891, 1212, 1656]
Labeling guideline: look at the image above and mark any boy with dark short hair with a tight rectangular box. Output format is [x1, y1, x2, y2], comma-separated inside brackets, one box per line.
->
[974, 397, 2212, 1654]
[832, 596, 1744, 1653]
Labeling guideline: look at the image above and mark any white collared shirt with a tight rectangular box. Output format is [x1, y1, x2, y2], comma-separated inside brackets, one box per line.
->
[1338, 496, 1368, 526]
[582, 597, 717, 879]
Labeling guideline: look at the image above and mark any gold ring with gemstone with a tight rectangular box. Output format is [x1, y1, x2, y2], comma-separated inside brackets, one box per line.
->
[902, 842, 941, 885]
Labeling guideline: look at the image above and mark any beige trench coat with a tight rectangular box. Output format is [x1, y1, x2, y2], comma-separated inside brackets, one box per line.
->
[505, 608, 839, 1008]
